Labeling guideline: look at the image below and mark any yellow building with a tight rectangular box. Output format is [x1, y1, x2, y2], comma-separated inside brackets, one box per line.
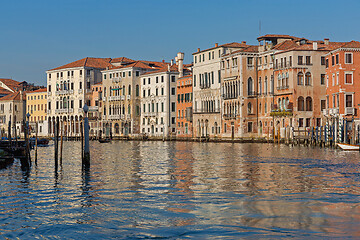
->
[26, 88, 48, 136]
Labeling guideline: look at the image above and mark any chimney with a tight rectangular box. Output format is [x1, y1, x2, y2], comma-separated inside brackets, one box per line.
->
[175, 56, 178, 65]
[324, 38, 329, 45]
[215, 43, 218, 47]
[167, 64, 170, 72]
[242, 41, 246, 44]
[313, 42, 318, 50]
[197, 48, 200, 52]
[177, 52, 184, 77]
[170, 59, 174, 66]
[162, 59, 165, 63]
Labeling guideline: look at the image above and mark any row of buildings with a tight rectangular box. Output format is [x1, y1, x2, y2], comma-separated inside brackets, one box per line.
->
[2, 34, 360, 141]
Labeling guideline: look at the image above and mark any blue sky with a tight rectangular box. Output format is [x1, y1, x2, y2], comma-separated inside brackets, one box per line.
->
[0, 0, 359, 86]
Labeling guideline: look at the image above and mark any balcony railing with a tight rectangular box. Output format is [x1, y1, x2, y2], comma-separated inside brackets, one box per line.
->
[193, 108, 221, 114]
[143, 112, 158, 117]
[248, 91, 257, 97]
[109, 96, 121, 101]
[223, 114, 237, 120]
[345, 107, 355, 115]
[55, 108, 74, 114]
[126, 95, 131, 100]
[88, 106, 99, 111]
[55, 89, 74, 95]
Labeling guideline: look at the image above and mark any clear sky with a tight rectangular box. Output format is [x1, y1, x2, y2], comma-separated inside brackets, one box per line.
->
[1, 0, 359, 86]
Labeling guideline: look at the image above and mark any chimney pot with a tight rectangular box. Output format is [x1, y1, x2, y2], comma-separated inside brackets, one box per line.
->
[242, 41, 246, 44]
[215, 43, 218, 47]
[324, 38, 329, 45]
[162, 59, 165, 63]
[197, 48, 200, 52]
[313, 42, 318, 50]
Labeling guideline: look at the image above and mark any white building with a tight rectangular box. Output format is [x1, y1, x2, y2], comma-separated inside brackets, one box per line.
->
[140, 64, 180, 137]
[192, 42, 248, 138]
[46, 57, 112, 137]
[101, 59, 167, 137]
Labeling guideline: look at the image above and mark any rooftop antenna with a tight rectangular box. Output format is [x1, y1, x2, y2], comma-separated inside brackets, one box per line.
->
[259, 20, 261, 36]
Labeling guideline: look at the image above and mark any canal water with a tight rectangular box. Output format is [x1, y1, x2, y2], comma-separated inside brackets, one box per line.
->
[1, 141, 360, 239]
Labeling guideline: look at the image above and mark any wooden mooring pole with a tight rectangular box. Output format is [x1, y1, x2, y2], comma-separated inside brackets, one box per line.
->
[35, 122, 38, 164]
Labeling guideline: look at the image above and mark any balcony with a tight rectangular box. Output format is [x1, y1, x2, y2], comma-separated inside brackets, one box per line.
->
[89, 106, 99, 111]
[109, 96, 121, 101]
[126, 95, 131, 100]
[193, 108, 221, 114]
[248, 91, 257, 97]
[56, 90, 74, 95]
[270, 103, 293, 117]
[55, 108, 73, 114]
[322, 109, 329, 116]
[78, 89, 84, 94]
[345, 107, 355, 115]
[120, 95, 125, 100]
[48, 92, 51, 96]
[143, 112, 157, 117]
[112, 77, 120, 83]
[223, 114, 237, 120]
[109, 115, 121, 120]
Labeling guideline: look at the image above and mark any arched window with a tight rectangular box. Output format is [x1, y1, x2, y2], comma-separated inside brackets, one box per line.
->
[63, 97, 67, 109]
[278, 74, 281, 87]
[247, 102, 252, 114]
[264, 77, 268, 94]
[286, 72, 289, 87]
[298, 96, 304, 111]
[259, 77, 262, 95]
[282, 73, 285, 87]
[297, 72, 304, 85]
[136, 85, 139, 96]
[247, 78, 253, 96]
[128, 85, 131, 95]
[305, 72, 311, 86]
[306, 97, 312, 111]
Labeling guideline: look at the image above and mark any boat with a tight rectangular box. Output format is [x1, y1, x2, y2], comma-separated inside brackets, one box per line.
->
[337, 143, 360, 151]
[99, 138, 111, 143]
[30, 138, 50, 147]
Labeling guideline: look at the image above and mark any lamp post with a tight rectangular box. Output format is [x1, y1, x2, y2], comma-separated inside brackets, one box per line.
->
[83, 104, 90, 164]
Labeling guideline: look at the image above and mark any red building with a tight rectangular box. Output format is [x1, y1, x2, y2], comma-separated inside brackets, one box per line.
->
[324, 41, 360, 143]
[176, 75, 193, 138]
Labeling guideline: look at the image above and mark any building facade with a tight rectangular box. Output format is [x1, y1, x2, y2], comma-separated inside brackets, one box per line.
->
[323, 41, 360, 143]
[192, 42, 248, 139]
[176, 74, 193, 138]
[46, 57, 112, 137]
[26, 88, 48, 136]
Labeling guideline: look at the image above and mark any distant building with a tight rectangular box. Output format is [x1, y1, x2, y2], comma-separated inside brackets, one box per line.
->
[323, 40, 360, 143]
[88, 82, 103, 138]
[101, 59, 167, 137]
[46, 57, 112, 137]
[140, 64, 179, 137]
[192, 42, 248, 138]
[0, 91, 26, 138]
[176, 74, 193, 138]
[26, 88, 48, 136]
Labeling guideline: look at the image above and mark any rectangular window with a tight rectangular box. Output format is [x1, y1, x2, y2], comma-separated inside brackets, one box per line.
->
[306, 118, 311, 127]
[298, 56, 303, 65]
[194, 75, 196, 87]
[331, 55, 335, 66]
[306, 56, 311, 65]
[128, 71, 131, 77]
[325, 59, 329, 68]
[346, 94, 353, 107]
[299, 118, 304, 127]
[321, 74, 325, 85]
[345, 53, 353, 64]
[136, 71, 140, 76]
[171, 87, 175, 95]
[171, 102, 175, 112]
[345, 73, 353, 84]
[218, 70, 221, 83]
[336, 54, 339, 64]
[321, 56, 325, 65]
[161, 103, 164, 112]
[171, 76, 176, 82]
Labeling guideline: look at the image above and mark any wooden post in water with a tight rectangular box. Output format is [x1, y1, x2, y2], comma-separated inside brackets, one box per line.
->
[60, 121, 63, 162]
[54, 118, 59, 164]
[35, 122, 38, 164]
[277, 127, 280, 144]
[83, 105, 90, 165]
[80, 122, 84, 161]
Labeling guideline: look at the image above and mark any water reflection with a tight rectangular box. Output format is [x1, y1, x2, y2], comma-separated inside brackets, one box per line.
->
[0, 141, 360, 238]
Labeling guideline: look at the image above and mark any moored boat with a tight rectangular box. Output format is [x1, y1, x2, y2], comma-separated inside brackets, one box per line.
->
[337, 143, 360, 151]
[99, 138, 111, 143]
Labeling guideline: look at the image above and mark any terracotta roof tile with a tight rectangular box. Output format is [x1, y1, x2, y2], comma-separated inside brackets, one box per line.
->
[340, 40, 360, 48]
[0, 91, 26, 101]
[141, 64, 179, 76]
[27, 88, 47, 94]
[110, 57, 135, 64]
[257, 34, 300, 40]
[178, 74, 192, 80]
[50, 57, 113, 71]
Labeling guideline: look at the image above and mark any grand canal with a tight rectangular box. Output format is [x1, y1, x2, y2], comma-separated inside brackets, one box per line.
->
[1, 141, 360, 239]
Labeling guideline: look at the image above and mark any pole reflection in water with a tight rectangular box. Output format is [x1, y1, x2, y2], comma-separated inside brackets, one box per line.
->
[1, 141, 360, 239]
